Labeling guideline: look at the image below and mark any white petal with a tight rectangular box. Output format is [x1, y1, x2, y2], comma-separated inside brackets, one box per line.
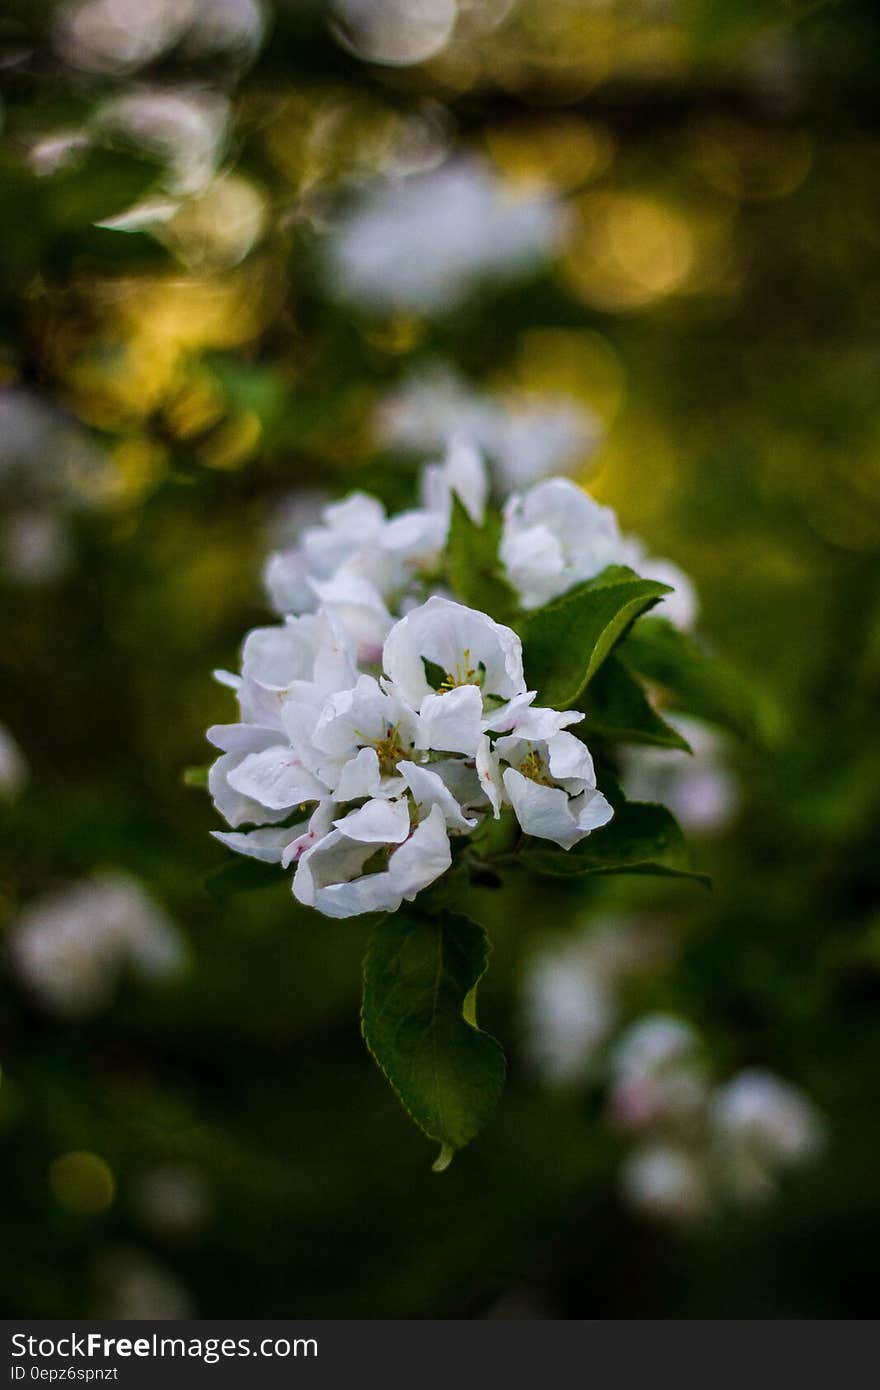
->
[547, 731, 596, 788]
[263, 549, 318, 616]
[397, 760, 478, 831]
[417, 685, 484, 755]
[211, 825, 303, 864]
[206, 723, 280, 754]
[334, 745, 382, 801]
[476, 735, 504, 818]
[503, 767, 600, 850]
[293, 829, 405, 918]
[568, 787, 614, 836]
[333, 796, 411, 845]
[241, 617, 317, 689]
[481, 689, 537, 734]
[281, 799, 336, 868]
[387, 803, 451, 902]
[208, 752, 293, 829]
[383, 594, 526, 710]
[213, 668, 240, 690]
[237, 675, 287, 730]
[503, 703, 583, 741]
[227, 746, 326, 811]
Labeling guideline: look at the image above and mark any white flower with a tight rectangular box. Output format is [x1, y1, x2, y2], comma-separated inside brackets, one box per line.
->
[609, 1013, 709, 1130]
[93, 88, 230, 197]
[521, 921, 669, 1087]
[292, 801, 451, 918]
[383, 595, 528, 755]
[8, 874, 185, 1018]
[620, 1143, 710, 1222]
[376, 363, 603, 490]
[711, 1070, 825, 1174]
[326, 158, 561, 315]
[500, 478, 622, 610]
[618, 536, 698, 630]
[310, 673, 419, 793]
[420, 436, 488, 529]
[479, 726, 613, 850]
[621, 717, 738, 835]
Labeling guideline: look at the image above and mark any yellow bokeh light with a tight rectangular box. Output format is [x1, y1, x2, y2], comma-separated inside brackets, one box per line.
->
[505, 326, 627, 426]
[690, 118, 813, 203]
[485, 116, 616, 193]
[562, 190, 696, 312]
[49, 1151, 116, 1216]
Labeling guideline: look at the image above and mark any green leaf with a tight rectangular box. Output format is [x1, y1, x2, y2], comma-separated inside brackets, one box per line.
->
[581, 654, 692, 751]
[521, 797, 710, 886]
[519, 566, 670, 709]
[447, 496, 518, 622]
[422, 656, 448, 691]
[362, 909, 506, 1163]
[620, 617, 762, 741]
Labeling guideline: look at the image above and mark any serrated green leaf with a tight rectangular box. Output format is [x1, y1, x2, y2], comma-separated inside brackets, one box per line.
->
[519, 566, 670, 709]
[620, 617, 762, 741]
[447, 496, 518, 622]
[361, 909, 506, 1161]
[521, 797, 710, 886]
[581, 654, 692, 751]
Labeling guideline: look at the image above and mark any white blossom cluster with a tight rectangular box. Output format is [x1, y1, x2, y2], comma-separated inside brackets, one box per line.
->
[611, 1015, 826, 1221]
[8, 873, 186, 1018]
[326, 158, 561, 314]
[375, 361, 604, 491]
[209, 444, 689, 918]
[522, 947, 825, 1220]
[500, 475, 697, 628]
[521, 918, 671, 1086]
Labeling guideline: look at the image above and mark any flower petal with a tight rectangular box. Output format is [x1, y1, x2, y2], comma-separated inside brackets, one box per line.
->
[333, 796, 411, 845]
[227, 746, 326, 811]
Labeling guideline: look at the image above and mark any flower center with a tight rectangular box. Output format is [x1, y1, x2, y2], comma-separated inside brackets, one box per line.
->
[519, 747, 555, 787]
[373, 722, 410, 776]
[437, 648, 485, 693]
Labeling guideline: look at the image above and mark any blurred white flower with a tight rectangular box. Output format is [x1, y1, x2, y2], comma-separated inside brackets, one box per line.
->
[327, 158, 561, 314]
[501, 476, 699, 627]
[55, 0, 194, 74]
[0, 723, 28, 802]
[620, 1143, 710, 1222]
[332, 0, 457, 67]
[521, 921, 673, 1087]
[501, 478, 621, 611]
[621, 716, 739, 836]
[91, 1248, 194, 1319]
[132, 1164, 213, 1239]
[375, 362, 603, 489]
[710, 1069, 826, 1204]
[1, 510, 75, 587]
[94, 88, 231, 197]
[55, 0, 263, 75]
[0, 387, 109, 504]
[8, 874, 186, 1019]
[609, 1013, 709, 1131]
